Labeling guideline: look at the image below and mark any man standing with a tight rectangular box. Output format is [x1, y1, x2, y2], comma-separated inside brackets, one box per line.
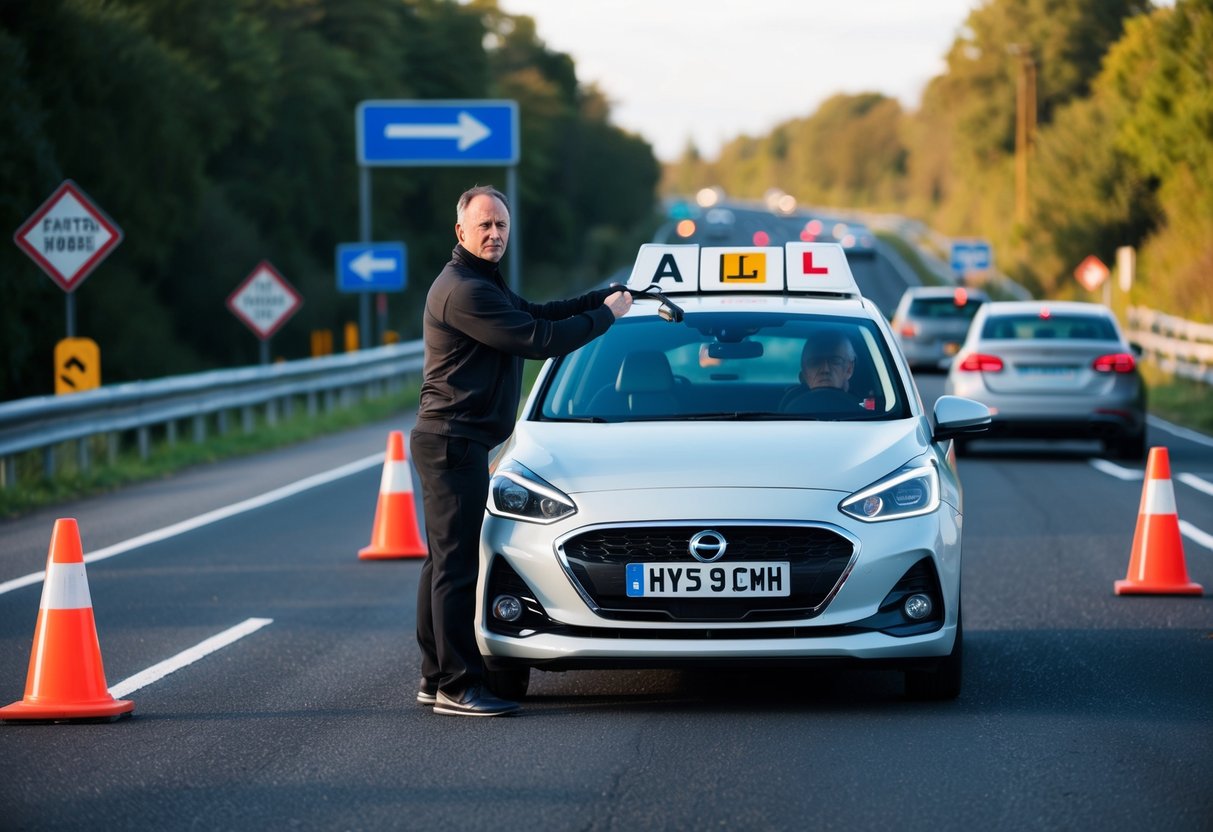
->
[411, 185, 632, 716]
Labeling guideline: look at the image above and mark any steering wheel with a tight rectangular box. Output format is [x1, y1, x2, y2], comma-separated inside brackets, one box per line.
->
[781, 386, 861, 415]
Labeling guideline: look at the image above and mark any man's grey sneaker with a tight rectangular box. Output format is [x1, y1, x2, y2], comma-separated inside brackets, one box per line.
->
[433, 684, 520, 717]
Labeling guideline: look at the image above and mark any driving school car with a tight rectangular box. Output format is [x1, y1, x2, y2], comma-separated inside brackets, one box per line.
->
[477, 243, 990, 701]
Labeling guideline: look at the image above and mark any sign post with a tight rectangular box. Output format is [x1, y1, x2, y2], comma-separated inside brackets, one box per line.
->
[1116, 246, 1135, 293]
[14, 179, 123, 341]
[226, 261, 303, 365]
[355, 100, 520, 346]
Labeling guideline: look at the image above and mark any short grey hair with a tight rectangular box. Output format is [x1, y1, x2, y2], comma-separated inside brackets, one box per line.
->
[456, 185, 510, 224]
[802, 329, 857, 364]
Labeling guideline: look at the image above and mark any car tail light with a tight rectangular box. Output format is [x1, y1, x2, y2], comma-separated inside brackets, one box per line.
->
[957, 353, 1004, 372]
[1093, 353, 1136, 373]
[899, 323, 918, 338]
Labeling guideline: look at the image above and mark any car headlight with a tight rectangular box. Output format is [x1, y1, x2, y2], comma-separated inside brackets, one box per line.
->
[839, 461, 939, 522]
[488, 462, 576, 524]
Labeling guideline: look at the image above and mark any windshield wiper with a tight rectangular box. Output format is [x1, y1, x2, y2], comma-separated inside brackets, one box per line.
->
[679, 412, 782, 421]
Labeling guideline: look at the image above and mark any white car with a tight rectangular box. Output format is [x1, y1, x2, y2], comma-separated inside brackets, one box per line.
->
[478, 243, 990, 701]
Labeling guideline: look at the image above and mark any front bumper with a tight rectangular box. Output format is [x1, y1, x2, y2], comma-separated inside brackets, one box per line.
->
[477, 487, 962, 667]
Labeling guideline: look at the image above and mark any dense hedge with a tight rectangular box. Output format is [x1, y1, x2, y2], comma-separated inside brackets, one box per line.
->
[0, 0, 661, 400]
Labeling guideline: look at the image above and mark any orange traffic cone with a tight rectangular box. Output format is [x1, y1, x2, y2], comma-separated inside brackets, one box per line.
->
[1115, 447, 1203, 596]
[359, 431, 428, 560]
[0, 519, 135, 722]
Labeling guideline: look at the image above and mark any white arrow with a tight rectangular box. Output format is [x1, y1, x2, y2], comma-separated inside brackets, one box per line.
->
[350, 250, 397, 281]
[384, 111, 491, 151]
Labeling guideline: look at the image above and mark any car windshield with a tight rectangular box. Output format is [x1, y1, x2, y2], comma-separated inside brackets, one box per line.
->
[536, 312, 911, 422]
[907, 296, 983, 320]
[980, 314, 1118, 341]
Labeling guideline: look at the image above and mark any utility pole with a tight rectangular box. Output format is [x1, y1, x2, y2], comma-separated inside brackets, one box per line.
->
[1010, 44, 1037, 227]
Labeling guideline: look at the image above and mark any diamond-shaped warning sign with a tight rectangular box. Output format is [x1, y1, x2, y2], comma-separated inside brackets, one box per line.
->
[1074, 255, 1109, 292]
[226, 261, 303, 340]
[13, 180, 124, 293]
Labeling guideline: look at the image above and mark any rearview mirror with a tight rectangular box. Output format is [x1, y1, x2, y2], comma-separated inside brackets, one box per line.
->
[708, 341, 763, 360]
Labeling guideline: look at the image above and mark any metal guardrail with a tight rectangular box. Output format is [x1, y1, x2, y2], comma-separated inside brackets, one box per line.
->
[0, 341, 425, 488]
[1127, 306, 1213, 385]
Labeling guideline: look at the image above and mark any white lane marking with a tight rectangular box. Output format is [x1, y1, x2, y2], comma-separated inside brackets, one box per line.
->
[1148, 415, 1213, 448]
[1177, 472, 1213, 498]
[1089, 459, 1142, 481]
[1180, 520, 1213, 552]
[1090, 460, 1213, 551]
[109, 617, 273, 698]
[0, 453, 384, 597]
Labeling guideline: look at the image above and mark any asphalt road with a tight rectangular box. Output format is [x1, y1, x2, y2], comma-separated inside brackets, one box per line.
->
[1, 239, 1211, 830]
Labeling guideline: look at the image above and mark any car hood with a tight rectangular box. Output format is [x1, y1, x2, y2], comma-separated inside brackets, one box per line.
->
[502, 419, 931, 495]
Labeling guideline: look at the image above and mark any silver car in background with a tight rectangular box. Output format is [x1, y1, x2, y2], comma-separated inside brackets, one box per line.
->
[944, 300, 1146, 460]
[891, 286, 988, 371]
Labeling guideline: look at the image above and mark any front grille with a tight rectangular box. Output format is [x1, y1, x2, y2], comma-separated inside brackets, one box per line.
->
[559, 524, 855, 622]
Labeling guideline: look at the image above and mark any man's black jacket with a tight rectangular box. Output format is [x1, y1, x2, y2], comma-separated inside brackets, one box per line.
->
[413, 245, 616, 448]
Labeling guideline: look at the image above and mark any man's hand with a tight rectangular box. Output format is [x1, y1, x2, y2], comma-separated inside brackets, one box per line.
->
[603, 290, 633, 319]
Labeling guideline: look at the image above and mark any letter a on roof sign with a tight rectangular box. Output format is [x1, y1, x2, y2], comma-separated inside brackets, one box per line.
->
[627, 244, 699, 292]
[654, 253, 683, 282]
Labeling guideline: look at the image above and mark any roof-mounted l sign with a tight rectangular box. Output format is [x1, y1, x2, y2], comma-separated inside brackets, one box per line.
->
[357, 100, 519, 166]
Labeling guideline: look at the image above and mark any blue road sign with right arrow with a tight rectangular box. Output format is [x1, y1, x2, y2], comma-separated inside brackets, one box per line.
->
[356, 100, 519, 166]
[336, 242, 406, 293]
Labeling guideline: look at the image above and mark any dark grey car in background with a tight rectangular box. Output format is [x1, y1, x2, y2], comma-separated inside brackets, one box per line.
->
[891, 286, 988, 370]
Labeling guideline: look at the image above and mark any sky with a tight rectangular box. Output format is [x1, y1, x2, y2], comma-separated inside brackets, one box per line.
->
[494, 0, 983, 162]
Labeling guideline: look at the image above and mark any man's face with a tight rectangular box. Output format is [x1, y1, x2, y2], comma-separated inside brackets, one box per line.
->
[456, 194, 510, 262]
[802, 346, 854, 390]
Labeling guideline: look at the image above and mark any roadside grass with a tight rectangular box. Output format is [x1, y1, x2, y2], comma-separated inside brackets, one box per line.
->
[1140, 364, 1213, 436]
[876, 231, 944, 287]
[0, 384, 420, 519]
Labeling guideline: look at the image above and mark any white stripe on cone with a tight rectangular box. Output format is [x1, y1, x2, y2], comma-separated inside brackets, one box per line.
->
[378, 459, 414, 494]
[39, 562, 92, 611]
[1141, 478, 1178, 516]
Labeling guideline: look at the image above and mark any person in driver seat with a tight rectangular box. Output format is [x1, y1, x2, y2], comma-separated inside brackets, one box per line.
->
[799, 329, 856, 391]
[779, 328, 866, 413]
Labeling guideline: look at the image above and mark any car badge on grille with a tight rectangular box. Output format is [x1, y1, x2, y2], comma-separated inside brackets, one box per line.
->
[688, 530, 727, 563]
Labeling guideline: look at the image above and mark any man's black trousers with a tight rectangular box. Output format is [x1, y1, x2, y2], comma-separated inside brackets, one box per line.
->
[410, 431, 490, 697]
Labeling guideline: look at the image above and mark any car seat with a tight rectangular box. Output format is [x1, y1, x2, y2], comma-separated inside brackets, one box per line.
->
[589, 350, 679, 417]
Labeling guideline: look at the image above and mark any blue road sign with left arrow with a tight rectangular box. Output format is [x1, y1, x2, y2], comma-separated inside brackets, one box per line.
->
[357, 100, 519, 166]
[336, 242, 406, 293]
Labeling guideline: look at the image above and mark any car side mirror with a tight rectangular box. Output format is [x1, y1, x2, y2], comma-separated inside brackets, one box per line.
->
[933, 395, 991, 443]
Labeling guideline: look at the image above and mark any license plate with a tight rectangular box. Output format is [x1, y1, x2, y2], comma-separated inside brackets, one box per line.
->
[1018, 365, 1076, 377]
[625, 562, 790, 597]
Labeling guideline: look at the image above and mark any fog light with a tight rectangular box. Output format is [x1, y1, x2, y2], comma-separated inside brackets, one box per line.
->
[903, 593, 933, 620]
[492, 595, 523, 622]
